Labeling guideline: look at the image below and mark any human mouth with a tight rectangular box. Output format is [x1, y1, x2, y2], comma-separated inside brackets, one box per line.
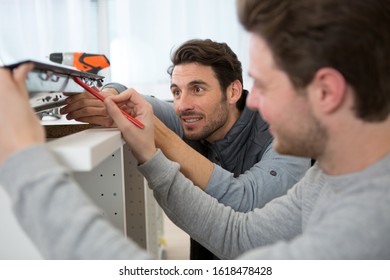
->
[180, 113, 204, 126]
[183, 117, 202, 123]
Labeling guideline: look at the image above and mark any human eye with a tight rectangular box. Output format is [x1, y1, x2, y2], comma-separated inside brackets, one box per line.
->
[171, 88, 181, 98]
[194, 86, 205, 94]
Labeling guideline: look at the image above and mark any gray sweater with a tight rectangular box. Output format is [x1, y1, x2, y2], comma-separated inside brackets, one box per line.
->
[1, 145, 389, 259]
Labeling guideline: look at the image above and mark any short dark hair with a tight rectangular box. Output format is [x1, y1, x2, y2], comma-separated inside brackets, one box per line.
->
[237, 0, 390, 121]
[168, 39, 245, 110]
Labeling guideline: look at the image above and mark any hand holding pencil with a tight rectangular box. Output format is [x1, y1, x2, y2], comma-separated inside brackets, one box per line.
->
[104, 88, 157, 164]
[73, 77, 144, 129]
[72, 76, 156, 163]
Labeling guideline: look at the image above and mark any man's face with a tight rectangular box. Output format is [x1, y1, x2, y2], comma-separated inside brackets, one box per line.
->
[247, 34, 327, 158]
[170, 63, 233, 142]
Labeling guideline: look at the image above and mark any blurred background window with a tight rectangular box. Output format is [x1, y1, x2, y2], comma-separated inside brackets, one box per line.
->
[0, 0, 250, 100]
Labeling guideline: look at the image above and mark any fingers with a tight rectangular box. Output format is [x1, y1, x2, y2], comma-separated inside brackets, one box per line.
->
[64, 105, 105, 120]
[65, 90, 95, 103]
[104, 97, 130, 131]
[61, 97, 103, 114]
[109, 88, 148, 113]
[13, 62, 34, 82]
[74, 116, 116, 127]
[104, 88, 153, 134]
[0, 63, 32, 98]
[108, 89, 132, 104]
[61, 89, 115, 127]
[62, 88, 116, 114]
[104, 88, 149, 132]
[13, 63, 34, 99]
[108, 88, 141, 102]
[104, 92, 157, 163]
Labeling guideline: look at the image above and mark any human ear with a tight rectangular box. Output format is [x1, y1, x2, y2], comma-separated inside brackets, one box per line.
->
[228, 80, 243, 105]
[311, 68, 347, 114]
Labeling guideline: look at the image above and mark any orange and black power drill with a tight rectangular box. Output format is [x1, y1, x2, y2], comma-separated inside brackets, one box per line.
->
[49, 52, 110, 74]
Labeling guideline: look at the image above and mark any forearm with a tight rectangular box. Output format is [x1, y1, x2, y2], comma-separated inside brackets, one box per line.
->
[139, 150, 302, 259]
[205, 144, 311, 211]
[154, 116, 214, 189]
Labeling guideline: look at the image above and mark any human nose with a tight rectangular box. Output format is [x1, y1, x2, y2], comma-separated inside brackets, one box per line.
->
[175, 91, 195, 112]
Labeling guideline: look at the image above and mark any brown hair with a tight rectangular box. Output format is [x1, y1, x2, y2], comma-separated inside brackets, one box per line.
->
[237, 0, 390, 121]
[168, 39, 246, 110]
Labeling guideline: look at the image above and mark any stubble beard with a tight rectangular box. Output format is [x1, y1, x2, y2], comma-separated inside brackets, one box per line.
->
[273, 114, 327, 160]
[184, 102, 230, 141]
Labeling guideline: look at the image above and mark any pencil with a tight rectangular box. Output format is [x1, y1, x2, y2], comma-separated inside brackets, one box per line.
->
[73, 76, 144, 129]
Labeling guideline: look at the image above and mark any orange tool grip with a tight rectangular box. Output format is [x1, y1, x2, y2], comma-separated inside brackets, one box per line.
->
[73, 53, 110, 74]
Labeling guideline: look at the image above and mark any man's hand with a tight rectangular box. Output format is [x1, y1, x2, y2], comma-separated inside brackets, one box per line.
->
[104, 88, 157, 164]
[0, 63, 45, 164]
[61, 87, 118, 127]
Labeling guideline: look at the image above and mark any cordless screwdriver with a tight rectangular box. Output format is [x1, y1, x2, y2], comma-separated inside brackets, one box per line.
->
[48, 52, 110, 74]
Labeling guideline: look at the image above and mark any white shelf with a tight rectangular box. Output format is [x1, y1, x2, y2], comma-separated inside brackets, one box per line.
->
[47, 128, 124, 171]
